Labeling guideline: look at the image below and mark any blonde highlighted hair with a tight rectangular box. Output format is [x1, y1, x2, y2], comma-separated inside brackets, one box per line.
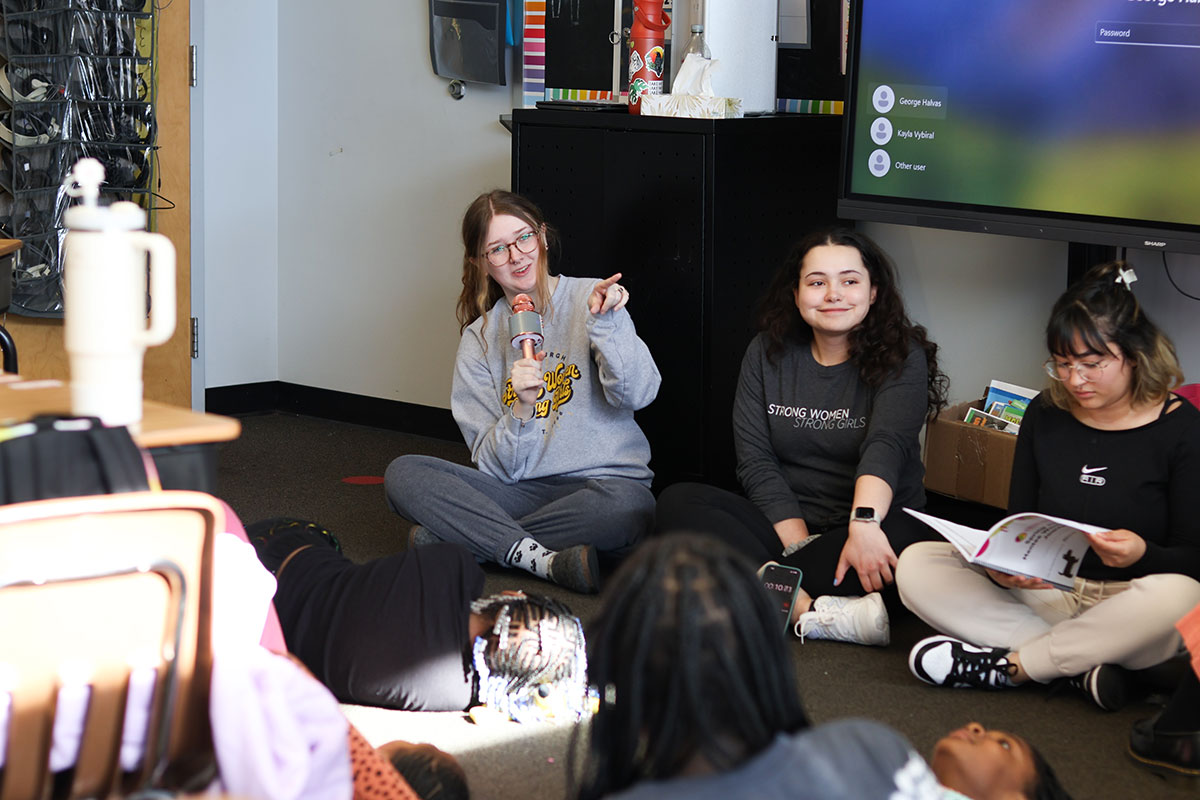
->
[1044, 261, 1183, 410]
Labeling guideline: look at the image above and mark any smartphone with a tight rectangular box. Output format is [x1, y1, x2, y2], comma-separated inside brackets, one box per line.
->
[760, 563, 804, 633]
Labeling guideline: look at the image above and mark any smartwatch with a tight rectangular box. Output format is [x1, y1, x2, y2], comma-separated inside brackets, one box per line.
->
[852, 506, 881, 525]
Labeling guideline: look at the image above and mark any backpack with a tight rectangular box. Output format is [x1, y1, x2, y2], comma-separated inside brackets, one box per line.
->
[0, 415, 154, 504]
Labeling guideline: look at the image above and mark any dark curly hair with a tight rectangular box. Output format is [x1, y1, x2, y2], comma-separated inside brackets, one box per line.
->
[757, 228, 948, 422]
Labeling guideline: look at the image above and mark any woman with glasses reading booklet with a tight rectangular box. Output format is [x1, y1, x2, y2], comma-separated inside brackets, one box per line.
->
[385, 190, 661, 593]
[898, 262, 1200, 711]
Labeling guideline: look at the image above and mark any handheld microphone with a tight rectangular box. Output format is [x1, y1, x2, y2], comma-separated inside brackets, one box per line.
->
[509, 293, 544, 359]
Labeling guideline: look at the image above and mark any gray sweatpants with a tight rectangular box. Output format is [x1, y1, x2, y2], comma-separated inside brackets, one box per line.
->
[384, 454, 654, 564]
[897, 541, 1200, 683]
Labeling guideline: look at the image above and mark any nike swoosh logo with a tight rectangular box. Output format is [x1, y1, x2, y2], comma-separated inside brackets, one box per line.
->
[1080, 465, 1107, 474]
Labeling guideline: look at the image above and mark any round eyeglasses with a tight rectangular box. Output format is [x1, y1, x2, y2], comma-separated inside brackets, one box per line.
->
[483, 230, 539, 266]
[1043, 357, 1114, 382]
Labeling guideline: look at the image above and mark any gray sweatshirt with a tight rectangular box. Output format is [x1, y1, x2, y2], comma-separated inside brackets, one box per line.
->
[602, 719, 954, 800]
[452, 276, 661, 486]
[733, 333, 928, 528]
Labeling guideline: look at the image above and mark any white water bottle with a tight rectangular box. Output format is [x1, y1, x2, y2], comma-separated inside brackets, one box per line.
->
[62, 158, 176, 427]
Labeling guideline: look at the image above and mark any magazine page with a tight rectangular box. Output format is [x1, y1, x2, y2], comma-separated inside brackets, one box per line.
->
[974, 513, 1101, 589]
[903, 508, 988, 561]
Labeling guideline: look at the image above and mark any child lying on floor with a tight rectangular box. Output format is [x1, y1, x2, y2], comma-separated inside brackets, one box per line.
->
[249, 517, 590, 721]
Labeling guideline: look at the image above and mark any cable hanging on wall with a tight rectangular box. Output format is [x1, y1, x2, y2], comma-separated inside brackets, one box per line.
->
[1163, 253, 1200, 302]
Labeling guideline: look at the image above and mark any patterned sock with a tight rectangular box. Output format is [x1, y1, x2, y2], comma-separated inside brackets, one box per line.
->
[505, 537, 558, 579]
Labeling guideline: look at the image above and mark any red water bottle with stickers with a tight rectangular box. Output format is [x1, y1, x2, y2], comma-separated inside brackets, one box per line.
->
[628, 0, 670, 115]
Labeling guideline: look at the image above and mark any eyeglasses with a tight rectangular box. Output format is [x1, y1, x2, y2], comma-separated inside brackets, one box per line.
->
[1043, 357, 1115, 382]
[483, 230, 539, 266]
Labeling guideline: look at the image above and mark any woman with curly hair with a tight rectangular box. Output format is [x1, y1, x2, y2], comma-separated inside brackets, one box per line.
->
[655, 229, 947, 645]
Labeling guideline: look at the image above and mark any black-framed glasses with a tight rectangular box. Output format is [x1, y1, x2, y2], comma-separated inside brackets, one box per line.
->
[1043, 357, 1114, 382]
[483, 230, 539, 266]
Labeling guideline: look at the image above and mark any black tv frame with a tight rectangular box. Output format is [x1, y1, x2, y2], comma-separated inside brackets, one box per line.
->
[836, 1, 1200, 257]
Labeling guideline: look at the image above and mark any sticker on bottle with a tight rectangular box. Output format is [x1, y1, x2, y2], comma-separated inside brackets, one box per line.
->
[629, 50, 644, 74]
[629, 77, 649, 105]
[645, 46, 665, 78]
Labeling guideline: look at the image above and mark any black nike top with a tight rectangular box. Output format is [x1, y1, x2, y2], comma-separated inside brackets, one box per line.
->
[1007, 392, 1200, 582]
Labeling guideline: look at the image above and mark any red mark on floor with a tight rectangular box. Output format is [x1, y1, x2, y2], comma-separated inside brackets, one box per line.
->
[341, 476, 385, 485]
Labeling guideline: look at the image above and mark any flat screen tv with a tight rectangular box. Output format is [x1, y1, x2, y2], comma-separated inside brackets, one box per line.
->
[839, 0, 1200, 254]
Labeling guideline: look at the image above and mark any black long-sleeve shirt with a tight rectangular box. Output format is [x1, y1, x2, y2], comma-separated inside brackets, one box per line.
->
[1007, 393, 1200, 582]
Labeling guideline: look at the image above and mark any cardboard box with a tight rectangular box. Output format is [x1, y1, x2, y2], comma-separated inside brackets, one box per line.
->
[923, 400, 1018, 509]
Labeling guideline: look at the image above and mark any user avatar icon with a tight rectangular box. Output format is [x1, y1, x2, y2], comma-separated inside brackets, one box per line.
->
[870, 117, 893, 145]
[868, 148, 891, 178]
[872, 84, 895, 113]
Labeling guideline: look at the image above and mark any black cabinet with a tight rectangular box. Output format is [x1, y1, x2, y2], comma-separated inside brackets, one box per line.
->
[511, 109, 843, 491]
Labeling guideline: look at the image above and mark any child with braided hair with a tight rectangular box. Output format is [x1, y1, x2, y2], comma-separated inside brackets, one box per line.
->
[469, 593, 590, 724]
[248, 517, 590, 721]
[573, 533, 1072, 800]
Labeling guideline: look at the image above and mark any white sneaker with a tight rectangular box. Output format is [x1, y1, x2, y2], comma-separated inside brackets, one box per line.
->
[794, 593, 889, 646]
[908, 635, 1016, 690]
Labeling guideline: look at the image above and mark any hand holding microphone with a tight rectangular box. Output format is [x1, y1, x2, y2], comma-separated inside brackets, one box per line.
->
[509, 293, 544, 359]
[509, 293, 546, 419]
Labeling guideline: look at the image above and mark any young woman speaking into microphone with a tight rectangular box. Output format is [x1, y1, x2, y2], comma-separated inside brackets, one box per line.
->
[385, 190, 661, 593]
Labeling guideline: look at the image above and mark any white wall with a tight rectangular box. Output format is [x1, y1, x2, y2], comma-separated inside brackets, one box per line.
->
[199, 0, 279, 389]
[864, 223, 1067, 403]
[1123, 250, 1200, 384]
[274, 1, 517, 408]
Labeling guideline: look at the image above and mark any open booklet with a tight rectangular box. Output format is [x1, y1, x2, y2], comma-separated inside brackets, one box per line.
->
[904, 508, 1106, 590]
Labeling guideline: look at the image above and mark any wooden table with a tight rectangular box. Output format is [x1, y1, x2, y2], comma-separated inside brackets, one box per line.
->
[0, 376, 241, 491]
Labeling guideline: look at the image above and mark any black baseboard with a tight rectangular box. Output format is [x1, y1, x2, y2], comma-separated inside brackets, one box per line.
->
[205, 382, 463, 444]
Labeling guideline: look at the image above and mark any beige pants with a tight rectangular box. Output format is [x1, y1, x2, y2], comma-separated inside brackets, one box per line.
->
[896, 541, 1200, 683]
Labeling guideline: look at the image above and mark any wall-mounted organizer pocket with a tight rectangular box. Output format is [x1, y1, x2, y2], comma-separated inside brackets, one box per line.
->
[0, 0, 157, 317]
[8, 228, 63, 314]
[0, 141, 66, 190]
[0, 183, 67, 236]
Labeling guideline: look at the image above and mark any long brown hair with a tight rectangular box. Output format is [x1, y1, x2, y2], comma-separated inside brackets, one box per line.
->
[1043, 261, 1182, 410]
[756, 228, 948, 422]
[456, 190, 557, 333]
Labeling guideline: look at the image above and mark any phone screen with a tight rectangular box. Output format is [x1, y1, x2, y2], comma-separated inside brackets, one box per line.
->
[760, 563, 803, 633]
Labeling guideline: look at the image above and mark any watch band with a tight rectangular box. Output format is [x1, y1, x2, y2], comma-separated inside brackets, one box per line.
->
[852, 506, 881, 525]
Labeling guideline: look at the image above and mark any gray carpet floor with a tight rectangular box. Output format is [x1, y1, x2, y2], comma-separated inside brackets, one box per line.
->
[216, 411, 1194, 800]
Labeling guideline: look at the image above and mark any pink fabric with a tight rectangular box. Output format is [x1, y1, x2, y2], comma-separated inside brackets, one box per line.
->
[210, 648, 352, 800]
[219, 499, 288, 654]
[1177, 384, 1200, 411]
[1177, 602, 1200, 680]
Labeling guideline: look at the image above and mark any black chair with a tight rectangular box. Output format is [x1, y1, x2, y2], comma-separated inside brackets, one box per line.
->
[0, 241, 18, 373]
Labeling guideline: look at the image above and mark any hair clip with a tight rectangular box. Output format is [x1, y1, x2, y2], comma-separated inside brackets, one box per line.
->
[1115, 267, 1138, 289]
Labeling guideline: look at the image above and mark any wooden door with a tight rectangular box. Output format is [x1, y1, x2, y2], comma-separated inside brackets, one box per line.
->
[2, 0, 191, 408]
